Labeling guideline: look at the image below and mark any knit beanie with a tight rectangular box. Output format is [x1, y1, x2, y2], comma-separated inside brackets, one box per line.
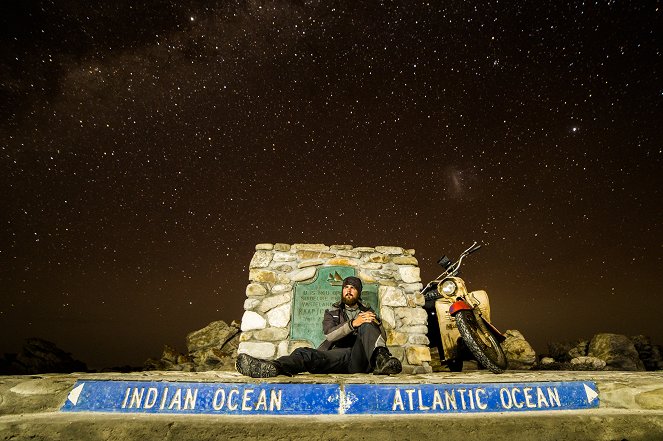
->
[342, 276, 363, 293]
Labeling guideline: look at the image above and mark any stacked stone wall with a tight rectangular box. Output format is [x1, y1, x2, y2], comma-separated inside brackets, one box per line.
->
[238, 243, 432, 374]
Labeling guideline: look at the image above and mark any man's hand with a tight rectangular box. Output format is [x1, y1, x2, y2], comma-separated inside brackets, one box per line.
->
[352, 311, 378, 328]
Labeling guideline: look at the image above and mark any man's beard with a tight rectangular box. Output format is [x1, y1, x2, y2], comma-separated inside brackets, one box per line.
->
[342, 295, 358, 306]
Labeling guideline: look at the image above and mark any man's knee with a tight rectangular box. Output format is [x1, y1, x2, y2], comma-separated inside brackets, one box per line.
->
[291, 347, 316, 360]
[357, 322, 381, 335]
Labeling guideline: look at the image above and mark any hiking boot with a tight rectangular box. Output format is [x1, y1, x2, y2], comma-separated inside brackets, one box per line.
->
[235, 353, 281, 378]
[372, 347, 402, 375]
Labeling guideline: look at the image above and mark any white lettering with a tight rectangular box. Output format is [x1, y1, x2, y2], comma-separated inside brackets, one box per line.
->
[121, 387, 131, 409]
[444, 390, 457, 410]
[144, 388, 158, 409]
[269, 389, 282, 411]
[405, 389, 416, 411]
[475, 388, 487, 410]
[159, 387, 169, 409]
[392, 389, 405, 411]
[499, 387, 512, 409]
[212, 389, 225, 410]
[536, 388, 549, 408]
[129, 388, 144, 408]
[511, 388, 524, 409]
[547, 387, 561, 407]
[227, 389, 239, 410]
[168, 389, 182, 410]
[417, 390, 430, 410]
[457, 388, 468, 410]
[184, 388, 198, 410]
[255, 389, 268, 410]
[242, 389, 254, 411]
[524, 388, 536, 408]
[432, 390, 444, 410]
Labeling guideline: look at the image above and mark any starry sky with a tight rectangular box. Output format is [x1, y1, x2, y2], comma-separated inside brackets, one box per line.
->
[1, 1, 661, 369]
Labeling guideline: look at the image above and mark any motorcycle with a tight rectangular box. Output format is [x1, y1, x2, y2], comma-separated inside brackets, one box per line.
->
[421, 242, 508, 374]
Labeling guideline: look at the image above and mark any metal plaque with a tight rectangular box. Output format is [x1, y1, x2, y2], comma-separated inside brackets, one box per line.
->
[290, 266, 379, 348]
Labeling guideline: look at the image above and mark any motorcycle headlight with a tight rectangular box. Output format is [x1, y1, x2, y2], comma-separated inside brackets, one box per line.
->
[438, 280, 457, 298]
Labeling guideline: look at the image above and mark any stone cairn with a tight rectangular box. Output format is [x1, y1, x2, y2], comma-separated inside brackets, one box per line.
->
[239, 243, 432, 374]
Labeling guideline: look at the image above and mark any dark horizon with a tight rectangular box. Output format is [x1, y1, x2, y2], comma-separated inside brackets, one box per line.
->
[1, 1, 661, 369]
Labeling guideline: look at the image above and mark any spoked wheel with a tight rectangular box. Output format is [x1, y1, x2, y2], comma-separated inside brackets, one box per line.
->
[454, 309, 508, 374]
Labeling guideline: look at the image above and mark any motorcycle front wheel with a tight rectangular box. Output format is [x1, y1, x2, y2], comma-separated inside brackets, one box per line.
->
[455, 310, 508, 374]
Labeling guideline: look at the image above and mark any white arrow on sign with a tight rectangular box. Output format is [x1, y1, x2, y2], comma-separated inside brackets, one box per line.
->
[67, 383, 85, 406]
[583, 383, 598, 404]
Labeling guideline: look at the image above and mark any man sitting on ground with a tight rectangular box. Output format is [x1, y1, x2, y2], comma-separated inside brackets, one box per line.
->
[236, 276, 402, 377]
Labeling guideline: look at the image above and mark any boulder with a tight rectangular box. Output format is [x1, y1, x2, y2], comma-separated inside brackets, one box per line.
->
[145, 320, 241, 372]
[502, 330, 537, 370]
[0, 338, 87, 375]
[570, 356, 606, 370]
[588, 333, 645, 371]
[630, 335, 663, 371]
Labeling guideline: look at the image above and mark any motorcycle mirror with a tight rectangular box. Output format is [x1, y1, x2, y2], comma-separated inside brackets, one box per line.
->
[437, 256, 452, 268]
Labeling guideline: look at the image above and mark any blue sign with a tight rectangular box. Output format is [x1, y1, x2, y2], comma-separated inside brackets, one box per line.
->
[342, 381, 599, 414]
[61, 380, 599, 415]
[61, 381, 340, 415]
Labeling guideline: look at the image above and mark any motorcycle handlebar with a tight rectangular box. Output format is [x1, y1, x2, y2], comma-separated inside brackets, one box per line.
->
[467, 243, 482, 255]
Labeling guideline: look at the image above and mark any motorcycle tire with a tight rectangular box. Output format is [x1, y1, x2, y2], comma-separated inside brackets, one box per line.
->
[455, 309, 508, 374]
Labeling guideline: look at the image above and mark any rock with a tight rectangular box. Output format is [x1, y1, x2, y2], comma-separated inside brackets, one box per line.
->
[289, 266, 317, 282]
[588, 333, 645, 371]
[398, 266, 421, 283]
[273, 252, 297, 262]
[256, 292, 291, 314]
[238, 341, 276, 359]
[367, 253, 391, 263]
[502, 330, 537, 370]
[246, 283, 267, 298]
[297, 259, 324, 268]
[568, 340, 589, 359]
[266, 303, 291, 328]
[0, 338, 87, 375]
[244, 298, 260, 310]
[291, 243, 329, 251]
[379, 286, 407, 307]
[255, 243, 274, 250]
[631, 335, 663, 371]
[252, 327, 289, 341]
[380, 306, 396, 329]
[249, 269, 289, 284]
[394, 307, 427, 325]
[273, 243, 291, 251]
[270, 284, 293, 294]
[570, 356, 606, 370]
[186, 320, 240, 354]
[540, 357, 555, 365]
[326, 257, 360, 266]
[249, 250, 273, 268]
[145, 320, 241, 372]
[241, 311, 267, 331]
[547, 341, 575, 362]
[406, 346, 432, 364]
[392, 256, 418, 265]
[375, 246, 404, 255]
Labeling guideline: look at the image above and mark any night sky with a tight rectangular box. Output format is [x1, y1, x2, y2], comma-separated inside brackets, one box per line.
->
[1, 1, 661, 369]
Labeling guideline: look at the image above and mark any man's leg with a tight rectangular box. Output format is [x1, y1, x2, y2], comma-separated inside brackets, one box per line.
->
[347, 323, 389, 373]
[275, 347, 351, 375]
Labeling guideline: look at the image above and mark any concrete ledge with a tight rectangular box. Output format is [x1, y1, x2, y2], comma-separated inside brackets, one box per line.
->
[1, 371, 662, 440]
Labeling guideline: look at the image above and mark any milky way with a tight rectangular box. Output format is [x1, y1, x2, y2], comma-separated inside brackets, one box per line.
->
[1, 1, 661, 367]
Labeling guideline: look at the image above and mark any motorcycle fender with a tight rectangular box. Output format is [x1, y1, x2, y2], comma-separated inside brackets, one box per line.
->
[449, 300, 472, 316]
[481, 317, 507, 343]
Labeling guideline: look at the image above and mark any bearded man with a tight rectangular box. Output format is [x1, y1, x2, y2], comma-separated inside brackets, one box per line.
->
[236, 276, 402, 377]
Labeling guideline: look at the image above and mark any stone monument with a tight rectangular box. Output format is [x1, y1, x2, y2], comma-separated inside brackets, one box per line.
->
[238, 243, 432, 374]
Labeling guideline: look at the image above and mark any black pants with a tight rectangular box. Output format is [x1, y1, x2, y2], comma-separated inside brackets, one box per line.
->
[275, 323, 384, 375]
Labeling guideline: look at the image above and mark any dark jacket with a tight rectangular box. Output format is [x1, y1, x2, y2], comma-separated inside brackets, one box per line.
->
[317, 300, 387, 350]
